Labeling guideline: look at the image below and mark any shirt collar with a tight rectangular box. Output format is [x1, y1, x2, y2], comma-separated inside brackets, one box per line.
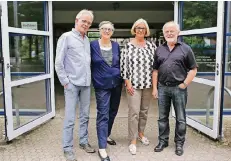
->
[163, 39, 182, 46]
[72, 28, 86, 38]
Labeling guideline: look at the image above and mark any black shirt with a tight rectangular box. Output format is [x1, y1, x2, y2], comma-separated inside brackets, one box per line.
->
[153, 40, 198, 86]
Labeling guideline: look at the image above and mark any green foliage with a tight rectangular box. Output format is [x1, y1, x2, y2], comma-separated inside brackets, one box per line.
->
[7, 2, 46, 65]
[182, 1, 217, 30]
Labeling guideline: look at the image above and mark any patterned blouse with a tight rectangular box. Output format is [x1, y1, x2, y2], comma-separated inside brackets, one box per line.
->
[120, 41, 156, 89]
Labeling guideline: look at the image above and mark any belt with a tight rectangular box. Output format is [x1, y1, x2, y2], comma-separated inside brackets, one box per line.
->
[159, 82, 181, 87]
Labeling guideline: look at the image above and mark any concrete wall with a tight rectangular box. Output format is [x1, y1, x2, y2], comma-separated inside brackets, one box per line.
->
[53, 11, 173, 24]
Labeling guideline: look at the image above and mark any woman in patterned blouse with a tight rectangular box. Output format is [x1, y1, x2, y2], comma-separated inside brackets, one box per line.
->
[120, 18, 156, 155]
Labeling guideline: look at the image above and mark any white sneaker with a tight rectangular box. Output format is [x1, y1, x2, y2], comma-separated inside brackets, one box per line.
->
[128, 144, 136, 155]
[138, 136, 150, 145]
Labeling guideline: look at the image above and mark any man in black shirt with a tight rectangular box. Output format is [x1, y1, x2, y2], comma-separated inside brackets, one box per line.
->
[152, 21, 197, 156]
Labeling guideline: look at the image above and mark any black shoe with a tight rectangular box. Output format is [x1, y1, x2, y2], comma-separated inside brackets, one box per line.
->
[98, 151, 110, 161]
[175, 145, 184, 156]
[154, 142, 168, 152]
[107, 138, 116, 145]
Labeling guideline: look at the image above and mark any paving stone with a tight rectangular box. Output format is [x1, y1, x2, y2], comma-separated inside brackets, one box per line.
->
[0, 89, 231, 160]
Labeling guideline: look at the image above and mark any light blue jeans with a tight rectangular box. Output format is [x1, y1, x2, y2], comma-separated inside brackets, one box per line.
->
[62, 83, 91, 152]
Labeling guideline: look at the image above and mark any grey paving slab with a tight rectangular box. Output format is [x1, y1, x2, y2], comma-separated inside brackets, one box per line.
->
[0, 86, 231, 161]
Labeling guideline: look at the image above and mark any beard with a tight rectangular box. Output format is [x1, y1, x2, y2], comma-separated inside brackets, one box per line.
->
[165, 38, 176, 43]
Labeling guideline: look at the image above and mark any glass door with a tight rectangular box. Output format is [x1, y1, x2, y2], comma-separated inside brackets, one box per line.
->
[1, 1, 55, 141]
[174, 1, 225, 139]
[0, 2, 7, 141]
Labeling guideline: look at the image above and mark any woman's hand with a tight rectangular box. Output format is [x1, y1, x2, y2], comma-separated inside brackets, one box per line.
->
[125, 80, 134, 96]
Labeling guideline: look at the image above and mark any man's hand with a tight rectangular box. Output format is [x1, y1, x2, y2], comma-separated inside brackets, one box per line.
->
[152, 88, 158, 99]
[126, 81, 134, 96]
[178, 83, 187, 89]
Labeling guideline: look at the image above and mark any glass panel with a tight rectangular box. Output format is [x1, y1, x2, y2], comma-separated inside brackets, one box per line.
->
[186, 82, 214, 129]
[180, 33, 217, 80]
[227, 2, 231, 33]
[87, 31, 100, 42]
[7, 1, 47, 31]
[181, 1, 217, 30]
[12, 79, 51, 129]
[9, 33, 49, 81]
[223, 36, 231, 114]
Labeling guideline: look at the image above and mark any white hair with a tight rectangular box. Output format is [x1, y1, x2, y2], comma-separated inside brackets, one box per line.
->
[76, 9, 94, 20]
[99, 21, 115, 31]
[131, 18, 150, 37]
[162, 21, 180, 32]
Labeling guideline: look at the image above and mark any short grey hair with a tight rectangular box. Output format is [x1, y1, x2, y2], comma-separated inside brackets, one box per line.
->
[131, 18, 150, 37]
[99, 21, 115, 31]
[162, 21, 180, 32]
[76, 9, 94, 20]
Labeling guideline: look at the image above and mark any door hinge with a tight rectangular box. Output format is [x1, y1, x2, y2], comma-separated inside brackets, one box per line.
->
[5, 116, 8, 125]
[0, 57, 4, 78]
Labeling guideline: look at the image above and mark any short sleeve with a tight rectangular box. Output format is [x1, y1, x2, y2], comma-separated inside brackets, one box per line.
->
[153, 47, 160, 70]
[186, 46, 198, 70]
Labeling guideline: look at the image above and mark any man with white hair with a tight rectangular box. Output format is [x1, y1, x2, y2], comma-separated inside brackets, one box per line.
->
[152, 21, 197, 156]
[55, 9, 95, 161]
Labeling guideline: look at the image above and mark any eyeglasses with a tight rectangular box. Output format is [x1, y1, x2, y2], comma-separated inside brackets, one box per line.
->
[135, 27, 146, 31]
[164, 30, 175, 34]
[80, 19, 92, 26]
[101, 28, 114, 32]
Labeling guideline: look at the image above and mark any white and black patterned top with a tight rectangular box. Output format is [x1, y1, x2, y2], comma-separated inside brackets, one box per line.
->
[120, 41, 156, 89]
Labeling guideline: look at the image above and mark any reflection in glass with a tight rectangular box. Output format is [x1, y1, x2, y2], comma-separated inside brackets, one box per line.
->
[187, 82, 214, 129]
[9, 33, 49, 81]
[180, 33, 217, 80]
[7, 1, 47, 31]
[181, 1, 217, 30]
[12, 80, 51, 129]
[88, 32, 100, 42]
[223, 36, 231, 113]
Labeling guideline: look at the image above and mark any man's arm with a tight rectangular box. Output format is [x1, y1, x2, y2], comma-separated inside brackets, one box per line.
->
[180, 46, 198, 88]
[152, 48, 159, 99]
[152, 70, 158, 99]
[55, 34, 69, 86]
[152, 70, 158, 90]
[183, 68, 197, 87]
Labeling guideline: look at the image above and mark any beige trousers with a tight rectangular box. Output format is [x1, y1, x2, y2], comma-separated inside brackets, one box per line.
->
[127, 88, 152, 142]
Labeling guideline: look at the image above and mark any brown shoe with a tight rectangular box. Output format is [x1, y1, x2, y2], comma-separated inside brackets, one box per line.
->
[79, 143, 96, 153]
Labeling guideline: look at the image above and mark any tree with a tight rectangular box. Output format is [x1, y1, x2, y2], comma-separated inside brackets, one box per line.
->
[182, 1, 217, 30]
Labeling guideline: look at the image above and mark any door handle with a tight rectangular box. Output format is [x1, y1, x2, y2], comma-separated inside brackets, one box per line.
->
[6, 63, 13, 69]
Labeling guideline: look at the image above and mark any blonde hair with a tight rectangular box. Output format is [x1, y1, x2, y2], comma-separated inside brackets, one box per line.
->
[76, 9, 94, 20]
[131, 18, 150, 37]
[99, 21, 115, 31]
[162, 21, 180, 32]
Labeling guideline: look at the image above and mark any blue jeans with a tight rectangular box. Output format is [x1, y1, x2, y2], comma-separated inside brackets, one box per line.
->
[157, 83, 187, 145]
[95, 84, 122, 149]
[63, 83, 91, 152]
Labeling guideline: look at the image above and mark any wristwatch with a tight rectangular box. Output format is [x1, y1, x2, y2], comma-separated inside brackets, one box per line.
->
[183, 82, 188, 87]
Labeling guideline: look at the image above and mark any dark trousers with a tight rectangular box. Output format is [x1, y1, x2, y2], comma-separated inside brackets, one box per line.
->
[157, 84, 187, 145]
[95, 84, 122, 149]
